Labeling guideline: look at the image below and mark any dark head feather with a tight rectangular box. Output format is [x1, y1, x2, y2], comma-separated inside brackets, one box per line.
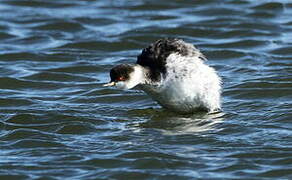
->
[110, 64, 134, 82]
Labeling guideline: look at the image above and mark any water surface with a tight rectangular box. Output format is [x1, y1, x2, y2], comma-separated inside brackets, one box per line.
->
[0, 0, 291, 179]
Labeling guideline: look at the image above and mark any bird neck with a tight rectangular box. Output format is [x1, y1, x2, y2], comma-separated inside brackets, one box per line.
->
[131, 65, 147, 84]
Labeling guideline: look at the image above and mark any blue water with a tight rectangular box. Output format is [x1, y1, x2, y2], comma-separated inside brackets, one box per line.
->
[0, 0, 291, 179]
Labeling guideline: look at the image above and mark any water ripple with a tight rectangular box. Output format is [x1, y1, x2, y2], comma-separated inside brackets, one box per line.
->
[0, 0, 291, 179]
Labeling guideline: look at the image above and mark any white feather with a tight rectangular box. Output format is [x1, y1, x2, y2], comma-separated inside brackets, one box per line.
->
[131, 53, 222, 113]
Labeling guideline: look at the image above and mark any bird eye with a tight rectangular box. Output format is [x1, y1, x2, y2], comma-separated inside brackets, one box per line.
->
[118, 77, 125, 81]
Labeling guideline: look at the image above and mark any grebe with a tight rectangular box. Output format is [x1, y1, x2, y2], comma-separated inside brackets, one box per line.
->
[104, 38, 221, 114]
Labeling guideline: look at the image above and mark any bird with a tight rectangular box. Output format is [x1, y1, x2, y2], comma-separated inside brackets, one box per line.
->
[103, 38, 221, 114]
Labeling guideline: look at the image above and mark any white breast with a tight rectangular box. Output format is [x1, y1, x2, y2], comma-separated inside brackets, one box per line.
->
[140, 53, 221, 113]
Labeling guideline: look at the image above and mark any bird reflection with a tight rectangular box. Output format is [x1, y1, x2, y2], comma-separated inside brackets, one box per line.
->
[128, 108, 224, 135]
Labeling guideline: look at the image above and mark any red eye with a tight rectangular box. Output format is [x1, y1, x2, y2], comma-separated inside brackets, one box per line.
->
[118, 77, 125, 81]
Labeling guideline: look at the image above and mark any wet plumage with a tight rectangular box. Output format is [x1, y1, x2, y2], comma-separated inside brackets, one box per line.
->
[104, 38, 221, 114]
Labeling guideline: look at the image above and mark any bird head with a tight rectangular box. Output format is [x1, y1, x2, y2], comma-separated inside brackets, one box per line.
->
[103, 64, 144, 90]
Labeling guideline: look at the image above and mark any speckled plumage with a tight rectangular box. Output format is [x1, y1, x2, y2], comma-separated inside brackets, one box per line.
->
[104, 38, 222, 114]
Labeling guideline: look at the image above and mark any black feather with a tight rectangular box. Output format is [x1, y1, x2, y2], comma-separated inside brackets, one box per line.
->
[136, 38, 194, 81]
[110, 64, 134, 82]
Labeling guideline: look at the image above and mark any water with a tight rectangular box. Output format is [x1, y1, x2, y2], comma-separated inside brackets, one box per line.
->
[0, 0, 291, 179]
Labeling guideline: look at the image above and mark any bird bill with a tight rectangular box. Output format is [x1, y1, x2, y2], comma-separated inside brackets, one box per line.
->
[103, 82, 116, 87]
